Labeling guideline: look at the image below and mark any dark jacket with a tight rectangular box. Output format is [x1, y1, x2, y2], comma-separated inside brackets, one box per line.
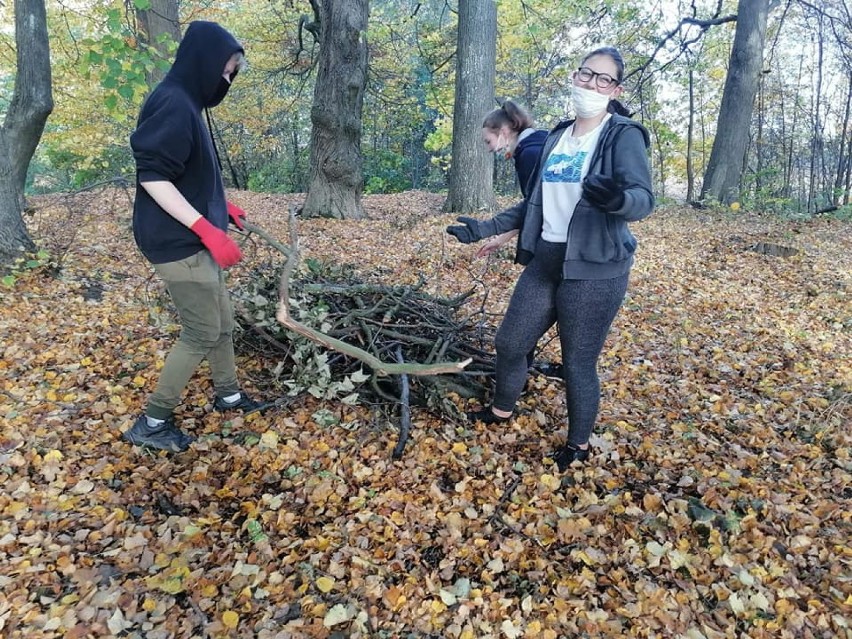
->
[485, 115, 654, 280]
[513, 129, 548, 198]
[130, 21, 243, 264]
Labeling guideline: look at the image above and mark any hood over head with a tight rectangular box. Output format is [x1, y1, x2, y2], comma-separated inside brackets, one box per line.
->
[167, 21, 243, 108]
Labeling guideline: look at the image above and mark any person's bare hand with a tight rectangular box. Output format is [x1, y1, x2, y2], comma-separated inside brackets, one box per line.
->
[475, 230, 518, 259]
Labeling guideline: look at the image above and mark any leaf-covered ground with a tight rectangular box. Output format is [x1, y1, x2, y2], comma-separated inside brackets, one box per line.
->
[0, 189, 850, 639]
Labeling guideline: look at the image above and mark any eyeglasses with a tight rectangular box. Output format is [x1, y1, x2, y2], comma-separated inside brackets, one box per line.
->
[575, 67, 619, 90]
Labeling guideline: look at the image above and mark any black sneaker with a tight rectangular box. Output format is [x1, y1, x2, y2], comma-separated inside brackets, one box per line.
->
[551, 444, 590, 471]
[213, 391, 267, 413]
[532, 360, 563, 378]
[466, 407, 511, 425]
[123, 415, 195, 453]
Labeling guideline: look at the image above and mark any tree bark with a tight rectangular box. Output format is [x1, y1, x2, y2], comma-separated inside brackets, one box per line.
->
[301, 0, 369, 219]
[700, 0, 771, 204]
[834, 80, 851, 205]
[686, 68, 695, 203]
[0, 0, 53, 263]
[134, 0, 181, 87]
[443, 0, 497, 214]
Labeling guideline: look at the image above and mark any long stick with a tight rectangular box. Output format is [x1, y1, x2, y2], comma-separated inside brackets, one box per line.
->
[391, 345, 412, 459]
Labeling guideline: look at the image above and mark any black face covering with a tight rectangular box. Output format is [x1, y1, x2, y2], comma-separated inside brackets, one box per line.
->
[208, 76, 232, 107]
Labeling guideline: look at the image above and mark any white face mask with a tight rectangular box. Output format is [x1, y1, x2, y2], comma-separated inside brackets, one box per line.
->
[571, 85, 610, 118]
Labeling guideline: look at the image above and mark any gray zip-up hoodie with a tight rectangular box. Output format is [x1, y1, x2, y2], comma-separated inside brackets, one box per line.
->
[481, 115, 654, 280]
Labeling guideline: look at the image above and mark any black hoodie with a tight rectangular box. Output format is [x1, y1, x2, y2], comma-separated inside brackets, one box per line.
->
[130, 21, 244, 264]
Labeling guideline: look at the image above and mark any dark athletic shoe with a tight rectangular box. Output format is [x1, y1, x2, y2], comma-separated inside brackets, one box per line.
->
[123, 415, 194, 453]
[551, 444, 590, 471]
[213, 391, 267, 413]
[533, 361, 563, 379]
[466, 407, 511, 425]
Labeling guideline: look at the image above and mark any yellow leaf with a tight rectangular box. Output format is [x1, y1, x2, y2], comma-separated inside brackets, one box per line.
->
[222, 610, 239, 629]
[451, 442, 467, 454]
[202, 584, 218, 597]
[540, 474, 560, 490]
[142, 598, 156, 612]
[260, 430, 279, 449]
[430, 599, 447, 613]
[132, 375, 147, 387]
[43, 450, 63, 463]
[316, 576, 335, 593]
[316, 535, 331, 551]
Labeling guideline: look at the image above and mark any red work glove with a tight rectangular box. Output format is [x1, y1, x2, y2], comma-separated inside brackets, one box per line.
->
[226, 201, 246, 230]
[190, 217, 242, 268]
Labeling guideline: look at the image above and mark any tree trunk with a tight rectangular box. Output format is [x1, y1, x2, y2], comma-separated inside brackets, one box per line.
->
[134, 0, 181, 87]
[686, 68, 695, 203]
[301, 0, 369, 219]
[808, 25, 825, 214]
[443, 0, 497, 214]
[700, 0, 770, 204]
[834, 80, 851, 205]
[0, 0, 53, 263]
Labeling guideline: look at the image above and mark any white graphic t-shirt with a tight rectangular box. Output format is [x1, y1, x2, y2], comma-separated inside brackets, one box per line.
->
[541, 115, 610, 242]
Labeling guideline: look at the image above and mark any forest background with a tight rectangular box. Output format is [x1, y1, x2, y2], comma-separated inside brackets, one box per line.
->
[0, 0, 850, 638]
[1, 0, 851, 215]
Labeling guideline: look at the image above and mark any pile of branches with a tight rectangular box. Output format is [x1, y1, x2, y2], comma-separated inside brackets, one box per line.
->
[234, 256, 497, 415]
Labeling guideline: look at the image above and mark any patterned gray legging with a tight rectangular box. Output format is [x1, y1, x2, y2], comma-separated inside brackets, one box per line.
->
[492, 239, 629, 446]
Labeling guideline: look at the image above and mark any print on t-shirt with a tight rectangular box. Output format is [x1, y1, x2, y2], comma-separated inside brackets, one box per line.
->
[542, 152, 588, 183]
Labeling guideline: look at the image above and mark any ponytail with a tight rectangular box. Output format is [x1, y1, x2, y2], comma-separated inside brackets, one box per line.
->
[608, 99, 633, 117]
[483, 99, 535, 133]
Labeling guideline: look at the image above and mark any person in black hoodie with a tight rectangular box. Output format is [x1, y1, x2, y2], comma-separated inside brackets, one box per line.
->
[475, 99, 548, 259]
[123, 21, 263, 453]
[475, 100, 562, 377]
[447, 47, 654, 470]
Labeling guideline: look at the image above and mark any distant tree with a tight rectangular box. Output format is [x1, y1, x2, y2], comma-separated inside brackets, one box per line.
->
[701, 0, 772, 204]
[134, 0, 181, 87]
[0, 0, 53, 263]
[443, 0, 497, 213]
[301, 0, 370, 219]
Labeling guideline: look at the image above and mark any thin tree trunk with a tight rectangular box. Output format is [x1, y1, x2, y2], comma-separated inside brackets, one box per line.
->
[844, 130, 852, 205]
[290, 114, 304, 192]
[834, 80, 852, 205]
[755, 70, 764, 199]
[653, 123, 666, 200]
[808, 27, 824, 214]
[784, 53, 805, 201]
[0, 0, 53, 263]
[686, 68, 695, 203]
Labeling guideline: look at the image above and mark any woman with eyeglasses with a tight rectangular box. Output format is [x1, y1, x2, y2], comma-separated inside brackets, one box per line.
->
[446, 46, 654, 470]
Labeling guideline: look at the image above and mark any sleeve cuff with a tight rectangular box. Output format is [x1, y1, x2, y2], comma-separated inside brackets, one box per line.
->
[479, 219, 498, 238]
[138, 170, 171, 183]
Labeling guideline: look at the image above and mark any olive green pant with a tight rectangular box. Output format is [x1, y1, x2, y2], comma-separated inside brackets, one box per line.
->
[147, 250, 240, 419]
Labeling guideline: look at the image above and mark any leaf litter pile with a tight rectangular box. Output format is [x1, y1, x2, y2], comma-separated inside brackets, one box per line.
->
[0, 189, 849, 638]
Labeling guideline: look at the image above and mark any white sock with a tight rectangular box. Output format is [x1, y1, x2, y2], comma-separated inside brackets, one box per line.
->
[222, 392, 242, 404]
[146, 416, 165, 427]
